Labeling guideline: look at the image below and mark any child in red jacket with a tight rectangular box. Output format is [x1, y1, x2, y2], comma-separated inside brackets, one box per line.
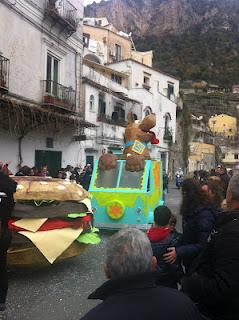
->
[147, 206, 182, 288]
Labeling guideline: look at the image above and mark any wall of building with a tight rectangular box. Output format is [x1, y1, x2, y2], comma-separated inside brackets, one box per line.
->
[0, 0, 83, 109]
[131, 51, 153, 67]
[209, 114, 237, 137]
[0, 128, 84, 174]
[189, 142, 215, 172]
[109, 60, 180, 99]
[83, 25, 132, 64]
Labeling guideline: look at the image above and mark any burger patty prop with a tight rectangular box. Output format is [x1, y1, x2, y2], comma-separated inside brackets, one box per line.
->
[8, 176, 100, 267]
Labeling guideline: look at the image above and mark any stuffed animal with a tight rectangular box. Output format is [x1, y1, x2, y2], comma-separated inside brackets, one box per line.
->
[98, 153, 118, 171]
[98, 112, 159, 172]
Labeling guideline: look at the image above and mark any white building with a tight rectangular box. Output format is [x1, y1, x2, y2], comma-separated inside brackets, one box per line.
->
[107, 59, 179, 171]
[80, 18, 179, 172]
[0, 0, 91, 175]
[81, 58, 142, 164]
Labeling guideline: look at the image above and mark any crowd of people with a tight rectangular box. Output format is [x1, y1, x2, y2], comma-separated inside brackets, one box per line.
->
[1, 163, 93, 191]
[82, 170, 239, 320]
[0, 160, 239, 319]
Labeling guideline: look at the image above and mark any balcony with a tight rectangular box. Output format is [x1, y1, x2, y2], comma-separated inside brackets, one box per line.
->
[163, 128, 173, 143]
[0, 55, 9, 92]
[97, 113, 127, 127]
[142, 83, 151, 91]
[42, 80, 76, 112]
[45, 0, 78, 34]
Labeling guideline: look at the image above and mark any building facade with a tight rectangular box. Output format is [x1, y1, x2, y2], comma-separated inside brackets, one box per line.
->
[81, 18, 179, 172]
[108, 59, 179, 171]
[81, 58, 142, 165]
[0, 0, 90, 175]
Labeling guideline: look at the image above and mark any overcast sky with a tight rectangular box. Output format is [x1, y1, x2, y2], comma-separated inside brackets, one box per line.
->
[84, 0, 102, 6]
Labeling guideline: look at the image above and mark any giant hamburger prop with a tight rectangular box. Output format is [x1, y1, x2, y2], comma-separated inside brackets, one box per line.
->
[8, 176, 100, 267]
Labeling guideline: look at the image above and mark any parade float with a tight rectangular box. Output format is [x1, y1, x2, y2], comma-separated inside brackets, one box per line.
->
[7, 177, 100, 267]
[89, 112, 164, 230]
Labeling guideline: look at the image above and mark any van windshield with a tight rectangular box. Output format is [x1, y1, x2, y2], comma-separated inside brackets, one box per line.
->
[93, 161, 146, 190]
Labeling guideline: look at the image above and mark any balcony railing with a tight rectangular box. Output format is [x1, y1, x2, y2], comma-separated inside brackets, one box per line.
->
[97, 113, 127, 127]
[42, 80, 76, 112]
[0, 55, 9, 92]
[163, 128, 173, 143]
[46, 0, 78, 32]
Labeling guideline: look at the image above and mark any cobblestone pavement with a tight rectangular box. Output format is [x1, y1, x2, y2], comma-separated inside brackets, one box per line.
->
[6, 183, 182, 320]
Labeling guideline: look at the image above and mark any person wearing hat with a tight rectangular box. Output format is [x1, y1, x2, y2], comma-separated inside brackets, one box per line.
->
[147, 206, 182, 288]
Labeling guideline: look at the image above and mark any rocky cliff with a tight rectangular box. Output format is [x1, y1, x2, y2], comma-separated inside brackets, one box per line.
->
[85, 0, 239, 87]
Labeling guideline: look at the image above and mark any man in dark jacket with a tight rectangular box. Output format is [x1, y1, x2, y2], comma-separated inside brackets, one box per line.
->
[182, 173, 239, 320]
[0, 171, 17, 313]
[81, 228, 202, 320]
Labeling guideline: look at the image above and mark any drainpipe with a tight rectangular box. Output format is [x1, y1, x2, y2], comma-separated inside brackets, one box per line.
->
[18, 135, 24, 168]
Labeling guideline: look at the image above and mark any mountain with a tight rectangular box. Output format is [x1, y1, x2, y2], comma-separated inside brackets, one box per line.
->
[85, 0, 239, 87]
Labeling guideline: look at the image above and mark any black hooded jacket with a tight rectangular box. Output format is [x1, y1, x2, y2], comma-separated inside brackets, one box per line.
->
[182, 210, 239, 320]
[80, 273, 202, 320]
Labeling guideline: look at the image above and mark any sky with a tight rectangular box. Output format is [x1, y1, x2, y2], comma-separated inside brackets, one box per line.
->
[84, 0, 102, 6]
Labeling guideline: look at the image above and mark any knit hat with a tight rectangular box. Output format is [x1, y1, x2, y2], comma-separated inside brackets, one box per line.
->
[154, 206, 172, 227]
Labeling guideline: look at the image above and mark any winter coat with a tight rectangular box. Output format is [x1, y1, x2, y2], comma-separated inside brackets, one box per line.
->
[182, 210, 239, 320]
[80, 272, 202, 320]
[0, 172, 17, 223]
[176, 207, 218, 271]
[148, 227, 182, 288]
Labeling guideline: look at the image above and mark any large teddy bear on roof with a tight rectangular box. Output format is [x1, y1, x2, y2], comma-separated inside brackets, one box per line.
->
[99, 112, 159, 172]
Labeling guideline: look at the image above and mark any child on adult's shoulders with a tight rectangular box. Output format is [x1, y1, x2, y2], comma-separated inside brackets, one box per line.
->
[147, 205, 182, 289]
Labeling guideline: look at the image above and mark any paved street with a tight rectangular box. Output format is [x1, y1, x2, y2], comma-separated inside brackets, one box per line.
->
[7, 183, 182, 320]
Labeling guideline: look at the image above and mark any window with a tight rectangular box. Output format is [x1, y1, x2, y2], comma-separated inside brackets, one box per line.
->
[114, 102, 125, 121]
[119, 163, 145, 189]
[234, 154, 239, 160]
[83, 33, 90, 48]
[46, 54, 59, 95]
[98, 93, 106, 115]
[46, 137, 54, 149]
[167, 83, 174, 100]
[111, 73, 122, 85]
[95, 163, 120, 188]
[145, 106, 152, 117]
[143, 73, 151, 90]
[144, 76, 150, 85]
[115, 44, 121, 62]
[89, 94, 95, 111]
[93, 161, 145, 190]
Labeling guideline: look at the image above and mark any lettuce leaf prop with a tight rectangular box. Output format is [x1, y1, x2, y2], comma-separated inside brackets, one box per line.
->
[77, 227, 101, 245]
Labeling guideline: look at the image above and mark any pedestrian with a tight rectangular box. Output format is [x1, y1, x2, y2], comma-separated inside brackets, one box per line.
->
[38, 165, 49, 177]
[31, 166, 39, 176]
[15, 165, 32, 176]
[0, 171, 17, 315]
[201, 177, 224, 210]
[163, 170, 169, 195]
[210, 168, 217, 177]
[80, 165, 92, 191]
[80, 228, 202, 320]
[218, 166, 230, 196]
[70, 167, 81, 184]
[147, 206, 182, 288]
[182, 173, 239, 320]
[64, 165, 73, 180]
[193, 170, 199, 181]
[164, 178, 218, 272]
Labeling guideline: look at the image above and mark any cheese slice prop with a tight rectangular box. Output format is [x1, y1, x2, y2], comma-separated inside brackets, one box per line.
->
[19, 228, 83, 264]
[12, 218, 47, 232]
